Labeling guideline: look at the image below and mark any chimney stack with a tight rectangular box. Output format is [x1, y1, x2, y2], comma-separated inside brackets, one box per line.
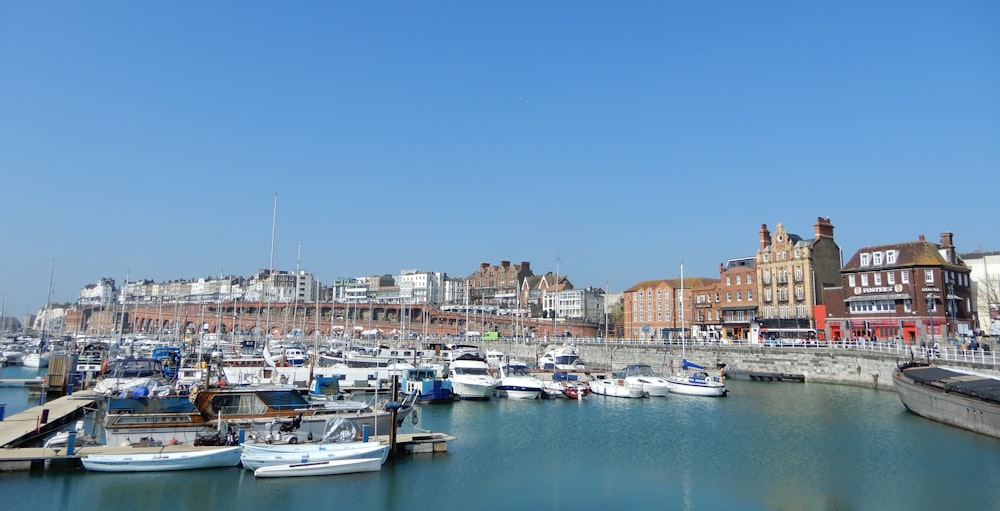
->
[814, 217, 835, 239]
[759, 224, 772, 251]
[940, 232, 955, 264]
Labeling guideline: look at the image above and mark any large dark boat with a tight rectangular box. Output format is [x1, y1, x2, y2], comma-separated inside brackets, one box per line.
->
[893, 360, 1000, 438]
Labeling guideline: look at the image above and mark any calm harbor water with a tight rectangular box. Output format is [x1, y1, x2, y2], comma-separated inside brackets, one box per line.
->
[2, 365, 1000, 511]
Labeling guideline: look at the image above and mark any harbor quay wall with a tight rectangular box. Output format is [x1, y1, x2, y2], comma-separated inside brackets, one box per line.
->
[474, 340, 1000, 392]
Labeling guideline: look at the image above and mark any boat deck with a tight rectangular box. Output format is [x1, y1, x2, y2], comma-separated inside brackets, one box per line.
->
[902, 365, 1000, 402]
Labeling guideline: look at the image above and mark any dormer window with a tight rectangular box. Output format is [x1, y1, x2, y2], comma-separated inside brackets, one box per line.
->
[860, 253, 870, 267]
[886, 250, 898, 265]
[873, 251, 883, 266]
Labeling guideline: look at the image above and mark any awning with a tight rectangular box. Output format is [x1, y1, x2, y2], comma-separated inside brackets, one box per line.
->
[844, 293, 911, 302]
[720, 305, 757, 311]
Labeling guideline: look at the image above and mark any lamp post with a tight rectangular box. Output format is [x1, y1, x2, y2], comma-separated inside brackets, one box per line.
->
[927, 293, 936, 347]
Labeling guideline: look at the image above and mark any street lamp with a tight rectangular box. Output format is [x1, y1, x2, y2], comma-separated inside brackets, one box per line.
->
[927, 293, 937, 347]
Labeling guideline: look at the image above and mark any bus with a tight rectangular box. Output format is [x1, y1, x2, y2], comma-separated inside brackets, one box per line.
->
[759, 328, 819, 347]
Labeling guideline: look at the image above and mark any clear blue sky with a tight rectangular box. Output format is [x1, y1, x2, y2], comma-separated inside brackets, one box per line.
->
[1, 1, 998, 317]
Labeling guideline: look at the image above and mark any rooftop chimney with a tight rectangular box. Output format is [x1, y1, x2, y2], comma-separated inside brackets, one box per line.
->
[940, 232, 955, 264]
[759, 224, 772, 251]
[814, 217, 834, 239]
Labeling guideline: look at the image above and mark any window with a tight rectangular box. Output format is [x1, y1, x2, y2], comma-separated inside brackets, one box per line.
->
[873, 251, 883, 266]
[726, 276, 731, 286]
[726, 292, 732, 302]
[747, 290, 753, 301]
[887, 272, 895, 285]
[886, 250, 898, 265]
[861, 274, 869, 286]
[794, 249, 800, 259]
[860, 253, 870, 267]
[736, 275, 742, 285]
[848, 274, 856, 287]
[747, 274, 752, 285]
[925, 270, 934, 284]
[901, 271, 910, 284]
[873, 273, 882, 286]
[737, 291, 742, 302]
[763, 253, 769, 262]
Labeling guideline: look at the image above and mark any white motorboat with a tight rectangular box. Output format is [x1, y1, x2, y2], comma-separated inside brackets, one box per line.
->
[494, 360, 544, 399]
[589, 374, 646, 398]
[621, 363, 671, 397]
[448, 354, 495, 400]
[80, 446, 242, 472]
[538, 345, 585, 371]
[253, 456, 382, 478]
[240, 441, 389, 470]
[666, 359, 728, 397]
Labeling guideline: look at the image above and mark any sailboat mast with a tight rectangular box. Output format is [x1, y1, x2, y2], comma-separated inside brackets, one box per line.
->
[264, 193, 277, 344]
[680, 262, 685, 360]
[41, 261, 54, 342]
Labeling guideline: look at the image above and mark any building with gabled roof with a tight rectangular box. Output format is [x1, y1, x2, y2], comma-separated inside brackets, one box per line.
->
[755, 217, 841, 331]
[622, 273, 720, 341]
[822, 232, 974, 344]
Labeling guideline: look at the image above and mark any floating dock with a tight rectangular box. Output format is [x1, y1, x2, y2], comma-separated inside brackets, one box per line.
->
[725, 369, 805, 383]
[0, 390, 101, 449]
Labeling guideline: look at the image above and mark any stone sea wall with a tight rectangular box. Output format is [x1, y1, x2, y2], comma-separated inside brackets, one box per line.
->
[476, 340, 1000, 391]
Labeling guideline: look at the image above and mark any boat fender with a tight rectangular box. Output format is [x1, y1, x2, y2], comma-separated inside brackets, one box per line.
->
[412, 409, 419, 426]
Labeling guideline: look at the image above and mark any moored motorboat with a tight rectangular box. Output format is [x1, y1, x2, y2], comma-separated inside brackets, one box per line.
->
[621, 363, 671, 397]
[401, 366, 454, 403]
[494, 360, 544, 399]
[80, 445, 242, 472]
[589, 374, 646, 398]
[448, 354, 496, 400]
[893, 360, 1000, 439]
[253, 456, 382, 478]
[538, 345, 585, 371]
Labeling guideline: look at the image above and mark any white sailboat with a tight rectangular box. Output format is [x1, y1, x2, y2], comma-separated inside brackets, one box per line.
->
[666, 263, 728, 397]
[24, 262, 56, 369]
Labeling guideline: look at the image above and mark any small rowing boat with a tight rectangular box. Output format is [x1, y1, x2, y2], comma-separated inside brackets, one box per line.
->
[253, 456, 382, 478]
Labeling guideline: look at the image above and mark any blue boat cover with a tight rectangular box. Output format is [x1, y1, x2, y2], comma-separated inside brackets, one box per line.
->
[682, 359, 705, 371]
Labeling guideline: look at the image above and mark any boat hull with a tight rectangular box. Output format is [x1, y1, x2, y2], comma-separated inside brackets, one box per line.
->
[241, 442, 389, 471]
[81, 446, 242, 472]
[666, 378, 728, 397]
[893, 363, 1000, 439]
[253, 456, 382, 478]
[590, 379, 645, 398]
[451, 381, 495, 400]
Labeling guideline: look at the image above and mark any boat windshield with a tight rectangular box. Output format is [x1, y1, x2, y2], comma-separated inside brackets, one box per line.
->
[504, 365, 531, 376]
[454, 367, 490, 376]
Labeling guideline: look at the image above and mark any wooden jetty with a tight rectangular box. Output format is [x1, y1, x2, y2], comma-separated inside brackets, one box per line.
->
[0, 390, 101, 449]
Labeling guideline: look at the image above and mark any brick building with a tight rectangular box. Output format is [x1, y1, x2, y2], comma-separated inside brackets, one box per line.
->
[755, 217, 841, 332]
[822, 232, 974, 344]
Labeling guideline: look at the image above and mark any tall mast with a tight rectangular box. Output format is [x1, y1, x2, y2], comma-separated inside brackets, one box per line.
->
[264, 193, 277, 343]
[41, 261, 54, 342]
[680, 262, 685, 360]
